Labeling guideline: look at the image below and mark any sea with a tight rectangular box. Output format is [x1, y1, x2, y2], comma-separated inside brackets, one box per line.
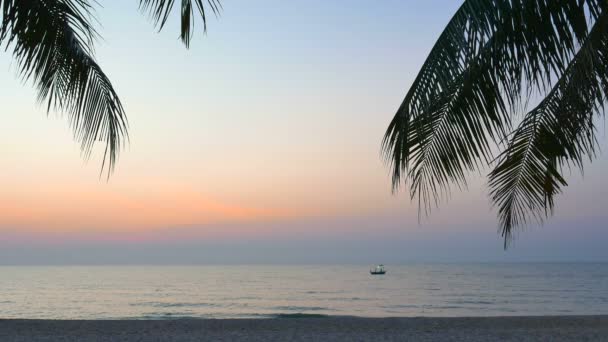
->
[0, 263, 607, 319]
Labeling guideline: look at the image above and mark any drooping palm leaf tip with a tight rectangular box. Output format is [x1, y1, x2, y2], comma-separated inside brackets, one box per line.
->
[139, 0, 221, 48]
[383, 0, 608, 248]
[0, 0, 220, 177]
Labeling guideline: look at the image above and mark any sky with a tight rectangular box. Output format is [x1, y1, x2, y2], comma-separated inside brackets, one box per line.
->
[0, 0, 607, 264]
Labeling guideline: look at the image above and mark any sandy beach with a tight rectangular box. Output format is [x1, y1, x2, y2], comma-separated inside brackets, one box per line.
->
[0, 316, 606, 341]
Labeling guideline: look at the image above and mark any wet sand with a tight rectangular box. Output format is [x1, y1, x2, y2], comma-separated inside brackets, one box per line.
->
[1, 315, 607, 341]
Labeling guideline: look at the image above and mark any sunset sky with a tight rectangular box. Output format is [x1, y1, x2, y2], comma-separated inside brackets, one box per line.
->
[1, 0, 607, 263]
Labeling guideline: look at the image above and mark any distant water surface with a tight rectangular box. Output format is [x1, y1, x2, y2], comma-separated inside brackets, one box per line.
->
[0, 264, 607, 319]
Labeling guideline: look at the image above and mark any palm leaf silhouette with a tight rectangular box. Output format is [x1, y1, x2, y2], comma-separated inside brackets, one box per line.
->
[0, 0, 220, 174]
[383, 0, 608, 246]
[139, 0, 221, 48]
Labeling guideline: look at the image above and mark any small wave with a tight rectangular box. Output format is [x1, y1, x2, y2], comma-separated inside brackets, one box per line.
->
[409, 304, 464, 309]
[273, 306, 327, 311]
[323, 297, 370, 302]
[134, 312, 330, 320]
[382, 304, 419, 309]
[131, 302, 220, 308]
[139, 312, 199, 319]
[448, 300, 494, 305]
[225, 296, 258, 300]
[274, 313, 329, 318]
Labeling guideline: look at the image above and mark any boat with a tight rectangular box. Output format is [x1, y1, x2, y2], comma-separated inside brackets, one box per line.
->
[370, 264, 386, 275]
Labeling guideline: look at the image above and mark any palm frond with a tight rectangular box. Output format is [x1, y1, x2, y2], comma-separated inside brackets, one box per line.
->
[489, 9, 608, 247]
[0, 0, 127, 175]
[384, 0, 602, 216]
[139, 0, 221, 48]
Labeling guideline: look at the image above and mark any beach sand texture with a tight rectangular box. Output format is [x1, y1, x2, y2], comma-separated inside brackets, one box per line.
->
[1, 316, 607, 341]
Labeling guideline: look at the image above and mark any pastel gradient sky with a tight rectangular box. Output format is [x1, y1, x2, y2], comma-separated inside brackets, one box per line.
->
[1, 1, 607, 263]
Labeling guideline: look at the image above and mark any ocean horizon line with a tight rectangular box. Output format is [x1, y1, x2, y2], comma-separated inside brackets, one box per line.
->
[1, 261, 607, 266]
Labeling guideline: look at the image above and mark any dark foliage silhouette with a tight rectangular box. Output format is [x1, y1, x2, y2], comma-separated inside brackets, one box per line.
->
[0, 0, 220, 175]
[383, 0, 608, 246]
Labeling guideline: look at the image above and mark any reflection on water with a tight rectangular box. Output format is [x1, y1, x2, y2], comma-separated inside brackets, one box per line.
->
[0, 264, 607, 319]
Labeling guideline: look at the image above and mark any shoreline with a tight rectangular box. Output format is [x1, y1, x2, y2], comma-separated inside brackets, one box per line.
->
[1, 315, 607, 341]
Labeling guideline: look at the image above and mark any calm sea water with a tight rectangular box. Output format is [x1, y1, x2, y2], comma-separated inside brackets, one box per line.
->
[0, 264, 607, 319]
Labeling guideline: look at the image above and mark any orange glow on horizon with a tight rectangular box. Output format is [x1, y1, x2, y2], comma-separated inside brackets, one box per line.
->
[1, 181, 295, 237]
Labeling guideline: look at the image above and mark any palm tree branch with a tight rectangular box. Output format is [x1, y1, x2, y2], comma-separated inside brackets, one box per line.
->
[139, 0, 221, 48]
[384, 0, 601, 216]
[1, 0, 127, 175]
[489, 8, 608, 247]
